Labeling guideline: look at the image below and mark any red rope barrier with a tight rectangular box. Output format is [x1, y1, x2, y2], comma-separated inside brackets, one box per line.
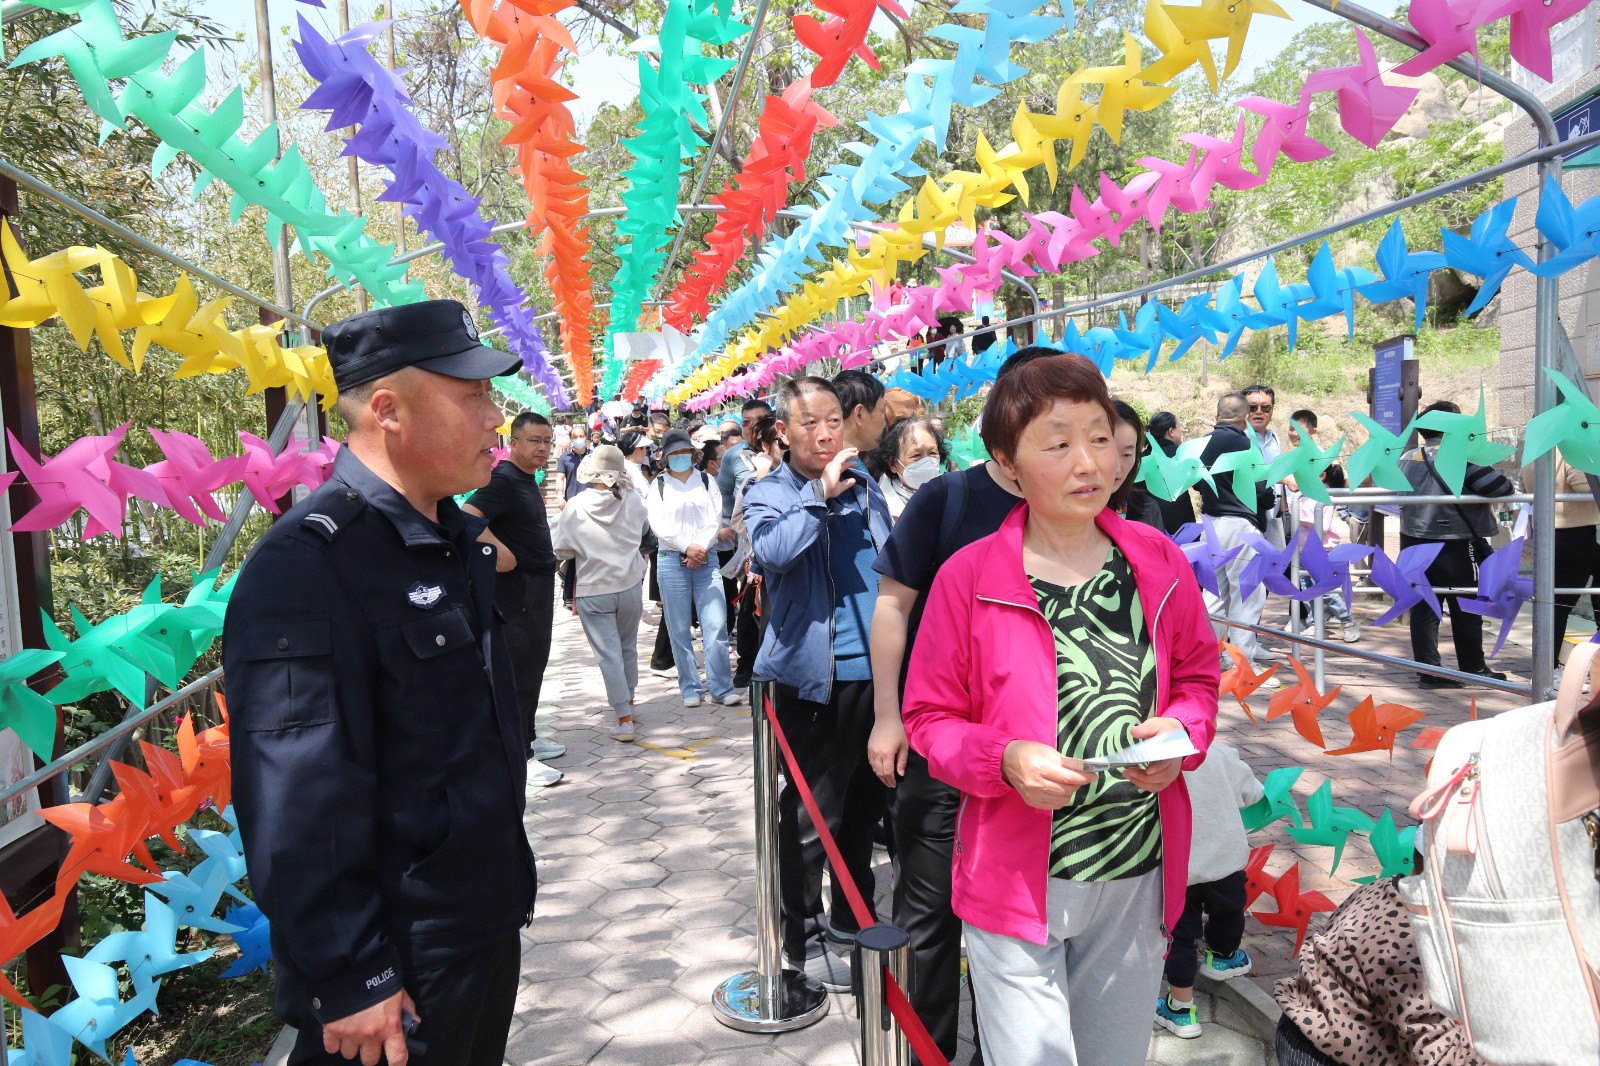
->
[764, 693, 953, 1066]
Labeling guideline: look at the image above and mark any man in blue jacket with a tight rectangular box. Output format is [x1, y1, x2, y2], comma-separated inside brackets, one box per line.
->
[742, 375, 892, 990]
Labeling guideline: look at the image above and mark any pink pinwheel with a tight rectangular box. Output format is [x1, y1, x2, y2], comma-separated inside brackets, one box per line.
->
[237, 431, 310, 513]
[1182, 116, 1266, 191]
[1240, 87, 1331, 168]
[1458, 536, 1532, 656]
[1068, 185, 1114, 247]
[1305, 29, 1420, 148]
[1485, 0, 1591, 82]
[1369, 541, 1445, 626]
[6, 425, 147, 539]
[1396, 0, 1502, 76]
[144, 429, 249, 526]
[1098, 172, 1159, 245]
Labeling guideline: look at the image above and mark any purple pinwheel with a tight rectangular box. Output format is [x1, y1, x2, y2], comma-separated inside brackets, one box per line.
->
[1458, 537, 1532, 656]
[1174, 518, 1244, 597]
[1369, 542, 1445, 626]
[1298, 533, 1375, 609]
[1239, 529, 1303, 601]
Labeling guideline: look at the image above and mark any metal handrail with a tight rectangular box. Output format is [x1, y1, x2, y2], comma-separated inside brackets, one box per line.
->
[0, 668, 225, 809]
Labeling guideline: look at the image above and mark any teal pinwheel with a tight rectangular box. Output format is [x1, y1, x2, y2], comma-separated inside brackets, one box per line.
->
[1287, 779, 1377, 874]
[1139, 434, 1213, 501]
[1207, 437, 1271, 511]
[1410, 385, 1514, 496]
[1240, 766, 1303, 833]
[1266, 420, 1345, 505]
[1345, 413, 1417, 492]
[0, 648, 66, 760]
[1523, 368, 1600, 476]
[1352, 808, 1418, 883]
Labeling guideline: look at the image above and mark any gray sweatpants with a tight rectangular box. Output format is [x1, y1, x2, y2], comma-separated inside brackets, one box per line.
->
[576, 583, 643, 720]
[964, 869, 1165, 1066]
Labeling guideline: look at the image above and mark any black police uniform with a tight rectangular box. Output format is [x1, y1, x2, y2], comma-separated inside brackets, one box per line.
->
[225, 446, 537, 1064]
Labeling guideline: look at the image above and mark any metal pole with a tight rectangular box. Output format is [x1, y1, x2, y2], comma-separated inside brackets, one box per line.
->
[1312, 502, 1327, 691]
[253, 0, 296, 318]
[856, 925, 911, 1066]
[712, 678, 829, 1032]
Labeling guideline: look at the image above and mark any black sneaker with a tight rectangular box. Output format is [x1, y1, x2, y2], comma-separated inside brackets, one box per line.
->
[1470, 668, 1508, 683]
[1419, 675, 1464, 690]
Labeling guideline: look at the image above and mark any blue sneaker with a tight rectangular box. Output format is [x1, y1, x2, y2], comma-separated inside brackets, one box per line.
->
[1155, 995, 1201, 1038]
[1202, 947, 1253, 980]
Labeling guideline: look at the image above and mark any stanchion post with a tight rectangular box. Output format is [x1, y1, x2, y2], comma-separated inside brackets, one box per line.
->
[711, 678, 829, 1032]
[856, 925, 912, 1066]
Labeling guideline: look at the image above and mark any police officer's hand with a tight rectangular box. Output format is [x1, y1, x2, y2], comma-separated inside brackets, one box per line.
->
[495, 550, 517, 574]
[820, 448, 861, 499]
[324, 988, 417, 1065]
[1001, 740, 1093, 811]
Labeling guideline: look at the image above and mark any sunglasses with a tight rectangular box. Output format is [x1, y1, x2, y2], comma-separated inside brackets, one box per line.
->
[1248, 403, 1273, 412]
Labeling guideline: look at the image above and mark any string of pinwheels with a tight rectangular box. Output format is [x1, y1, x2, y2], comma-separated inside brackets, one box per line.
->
[682, 174, 1600, 411]
[0, 703, 269, 1065]
[662, 0, 1584, 403]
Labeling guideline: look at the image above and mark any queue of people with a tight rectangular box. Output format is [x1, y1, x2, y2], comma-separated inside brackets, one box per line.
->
[221, 300, 1534, 1066]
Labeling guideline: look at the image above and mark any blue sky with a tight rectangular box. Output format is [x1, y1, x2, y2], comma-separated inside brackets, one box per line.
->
[197, 0, 1343, 133]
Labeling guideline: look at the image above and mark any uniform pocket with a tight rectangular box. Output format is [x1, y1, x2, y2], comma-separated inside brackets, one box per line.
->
[400, 607, 476, 660]
[233, 620, 336, 731]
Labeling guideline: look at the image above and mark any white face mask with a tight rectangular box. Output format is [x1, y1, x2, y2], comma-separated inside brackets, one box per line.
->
[899, 455, 940, 490]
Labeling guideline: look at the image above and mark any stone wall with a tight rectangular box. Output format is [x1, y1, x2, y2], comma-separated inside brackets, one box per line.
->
[1497, 11, 1600, 432]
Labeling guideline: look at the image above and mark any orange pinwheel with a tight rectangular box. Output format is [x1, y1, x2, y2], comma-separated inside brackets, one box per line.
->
[1266, 655, 1342, 748]
[1253, 861, 1336, 954]
[1218, 640, 1278, 726]
[1324, 696, 1426, 758]
[43, 792, 164, 890]
[177, 704, 232, 813]
[0, 889, 67, 1009]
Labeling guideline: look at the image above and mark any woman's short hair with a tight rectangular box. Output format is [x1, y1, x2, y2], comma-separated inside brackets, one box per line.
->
[617, 430, 648, 458]
[980, 351, 1116, 462]
[881, 388, 924, 426]
[744, 411, 781, 454]
[1148, 411, 1178, 440]
[1109, 400, 1145, 514]
[866, 416, 948, 481]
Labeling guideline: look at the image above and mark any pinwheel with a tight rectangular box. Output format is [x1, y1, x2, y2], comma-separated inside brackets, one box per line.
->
[1324, 696, 1426, 758]
[1266, 422, 1346, 505]
[45, 955, 161, 1060]
[1116, 298, 1169, 374]
[8, 1005, 75, 1066]
[0, 889, 67, 1010]
[1440, 198, 1535, 316]
[0, 648, 66, 760]
[1352, 808, 1418, 883]
[1287, 780, 1377, 873]
[1394, 0, 1500, 76]
[1195, 274, 1252, 360]
[6, 426, 143, 540]
[1239, 528, 1302, 601]
[145, 861, 247, 935]
[1218, 640, 1279, 725]
[85, 893, 214, 997]
[1173, 518, 1244, 596]
[1530, 176, 1600, 278]
[1155, 292, 1220, 363]
[143, 430, 249, 527]
[8, 1, 176, 128]
[1208, 439, 1271, 513]
[1267, 655, 1343, 748]
[1141, 0, 1221, 89]
[1357, 219, 1447, 332]
[1240, 766, 1304, 833]
[1164, 0, 1289, 82]
[1369, 542, 1445, 626]
[1344, 413, 1417, 493]
[1410, 386, 1514, 495]
[1243, 843, 1277, 907]
[1523, 369, 1600, 475]
[1069, 33, 1175, 145]
[1239, 87, 1330, 167]
[1244, 259, 1296, 343]
[1253, 861, 1337, 953]
[1296, 534, 1375, 611]
[1495, 0, 1593, 81]
[1458, 536, 1533, 656]
[218, 903, 273, 978]
[1303, 29, 1419, 148]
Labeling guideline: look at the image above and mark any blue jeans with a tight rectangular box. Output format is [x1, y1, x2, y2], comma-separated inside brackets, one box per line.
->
[656, 550, 733, 700]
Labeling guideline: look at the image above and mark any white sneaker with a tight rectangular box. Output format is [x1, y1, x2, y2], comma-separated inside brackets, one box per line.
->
[651, 665, 675, 678]
[610, 719, 637, 742]
[1257, 672, 1281, 690]
[1341, 617, 1362, 643]
[527, 761, 563, 787]
[718, 692, 744, 706]
[683, 693, 703, 708]
[530, 738, 566, 760]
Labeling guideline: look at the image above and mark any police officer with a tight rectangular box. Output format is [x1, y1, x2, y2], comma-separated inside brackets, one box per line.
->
[224, 299, 537, 1066]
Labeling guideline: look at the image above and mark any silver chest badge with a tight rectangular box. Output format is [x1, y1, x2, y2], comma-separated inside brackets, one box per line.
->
[407, 583, 444, 609]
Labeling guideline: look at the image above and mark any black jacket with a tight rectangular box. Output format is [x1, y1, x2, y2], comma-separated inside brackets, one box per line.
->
[1196, 421, 1273, 530]
[224, 448, 536, 1029]
[1399, 443, 1514, 539]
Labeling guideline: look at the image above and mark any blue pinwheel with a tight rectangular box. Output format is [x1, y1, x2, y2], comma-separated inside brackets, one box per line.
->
[1173, 518, 1244, 596]
[1529, 175, 1600, 278]
[147, 861, 247, 935]
[1288, 242, 1345, 329]
[1156, 292, 1220, 363]
[86, 893, 215, 998]
[1196, 275, 1252, 360]
[1441, 198, 1534, 315]
[1369, 542, 1445, 626]
[219, 903, 274, 978]
[1358, 219, 1446, 332]
[1115, 298, 1168, 373]
[1244, 259, 1296, 347]
[8, 1006, 74, 1066]
[1458, 537, 1533, 657]
[46, 955, 161, 1061]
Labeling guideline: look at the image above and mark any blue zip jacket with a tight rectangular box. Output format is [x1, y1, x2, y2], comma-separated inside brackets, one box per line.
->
[743, 459, 892, 703]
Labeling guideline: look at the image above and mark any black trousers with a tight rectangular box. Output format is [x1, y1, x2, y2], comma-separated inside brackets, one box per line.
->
[290, 934, 521, 1065]
[1401, 535, 1490, 677]
[891, 751, 983, 1064]
[1163, 869, 1247, 988]
[1274, 1016, 1341, 1066]
[732, 575, 761, 686]
[1554, 524, 1600, 666]
[496, 570, 554, 748]
[773, 678, 886, 961]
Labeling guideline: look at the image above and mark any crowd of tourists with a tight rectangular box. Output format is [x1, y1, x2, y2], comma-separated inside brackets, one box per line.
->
[222, 300, 1589, 1066]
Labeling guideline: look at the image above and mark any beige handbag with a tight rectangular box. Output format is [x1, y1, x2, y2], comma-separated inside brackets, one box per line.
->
[1401, 637, 1600, 1065]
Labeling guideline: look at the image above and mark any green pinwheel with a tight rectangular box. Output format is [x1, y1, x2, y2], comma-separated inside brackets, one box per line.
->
[1352, 808, 1418, 883]
[1207, 437, 1271, 511]
[1287, 779, 1377, 874]
[1267, 420, 1345, 504]
[1345, 413, 1416, 492]
[1139, 433, 1213, 502]
[1524, 368, 1600, 476]
[1240, 766, 1303, 833]
[1411, 385, 1514, 496]
[0, 648, 66, 760]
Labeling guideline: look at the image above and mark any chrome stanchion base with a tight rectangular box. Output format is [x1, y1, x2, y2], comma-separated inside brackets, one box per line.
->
[711, 969, 830, 1033]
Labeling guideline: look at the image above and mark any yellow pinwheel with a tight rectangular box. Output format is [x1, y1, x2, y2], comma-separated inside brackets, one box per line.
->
[1071, 33, 1177, 145]
[1164, 0, 1289, 83]
[1140, 0, 1220, 90]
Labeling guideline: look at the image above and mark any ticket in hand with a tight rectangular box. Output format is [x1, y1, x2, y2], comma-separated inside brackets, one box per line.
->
[1076, 729, 1199, 773]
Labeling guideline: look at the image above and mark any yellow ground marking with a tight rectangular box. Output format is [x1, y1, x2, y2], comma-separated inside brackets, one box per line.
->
[636, 736, 721, 760]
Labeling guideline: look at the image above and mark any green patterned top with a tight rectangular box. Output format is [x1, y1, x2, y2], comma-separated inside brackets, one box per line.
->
[1030, 546, 1162, 882]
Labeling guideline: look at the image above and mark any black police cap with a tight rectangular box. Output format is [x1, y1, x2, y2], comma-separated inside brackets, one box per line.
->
[322, 299, 522, 393]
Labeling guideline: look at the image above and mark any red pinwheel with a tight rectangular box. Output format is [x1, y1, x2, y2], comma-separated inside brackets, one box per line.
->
[1253, 861, 1336, 953]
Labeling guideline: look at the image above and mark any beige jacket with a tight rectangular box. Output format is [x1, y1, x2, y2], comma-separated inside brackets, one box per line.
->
[1520, 454, 1600, 529]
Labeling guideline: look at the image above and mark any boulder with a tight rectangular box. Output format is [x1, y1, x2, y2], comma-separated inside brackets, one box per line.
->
[1384, 72, 1463, 141]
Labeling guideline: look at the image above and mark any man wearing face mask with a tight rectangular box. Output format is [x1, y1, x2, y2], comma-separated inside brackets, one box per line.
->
[868, 417, 948, 522]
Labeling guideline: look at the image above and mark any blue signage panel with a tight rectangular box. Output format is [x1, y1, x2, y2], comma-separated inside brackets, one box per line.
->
[1373, 335, 1409, 435]
[1556, 90, 1600, 167]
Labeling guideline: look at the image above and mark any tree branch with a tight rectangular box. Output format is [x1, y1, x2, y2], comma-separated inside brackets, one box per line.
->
[571, 0, 642, 42]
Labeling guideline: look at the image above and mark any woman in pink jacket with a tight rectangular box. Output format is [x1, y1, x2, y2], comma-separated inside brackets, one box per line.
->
[903, 353, 1220, 1066]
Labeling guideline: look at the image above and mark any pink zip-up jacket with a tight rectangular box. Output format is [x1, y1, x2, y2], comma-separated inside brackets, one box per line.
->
[903, 503, 1220, 943]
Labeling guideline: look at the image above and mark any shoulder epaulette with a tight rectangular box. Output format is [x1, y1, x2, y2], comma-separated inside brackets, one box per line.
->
[299, 486, 367, 541]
